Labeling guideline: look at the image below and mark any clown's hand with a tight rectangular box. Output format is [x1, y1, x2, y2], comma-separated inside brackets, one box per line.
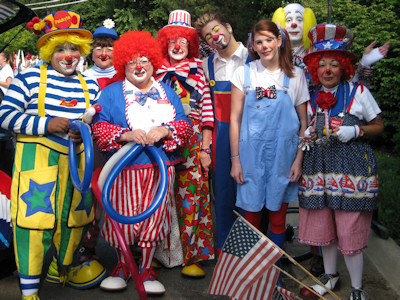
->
[83, 104, 102, 124]
[332, 126, 360, 143]
[361, 41, 390, 67]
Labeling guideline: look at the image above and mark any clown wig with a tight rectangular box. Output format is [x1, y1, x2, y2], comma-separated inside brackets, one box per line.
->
[272, 5, 317, 50]
[157, 26, 200, 59]
[112, 30, 162, 81]
[39, 33, 92, 62]
[306, 52, 355, 86]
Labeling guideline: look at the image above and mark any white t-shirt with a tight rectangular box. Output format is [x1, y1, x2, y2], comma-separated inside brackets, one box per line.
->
[231, 60, 309, 107]
[202, 42, 249, 82]
[0, 64, 14, 95]
[308, 83, 381, 122]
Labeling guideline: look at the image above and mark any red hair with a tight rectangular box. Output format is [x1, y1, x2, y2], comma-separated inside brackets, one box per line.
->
[157, 26, 199, 59]
[112, 31, 163, 81]
[307, 52, 355, 86]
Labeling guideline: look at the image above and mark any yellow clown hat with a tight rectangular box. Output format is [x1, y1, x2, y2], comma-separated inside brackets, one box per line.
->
[32, 10, 92, 49]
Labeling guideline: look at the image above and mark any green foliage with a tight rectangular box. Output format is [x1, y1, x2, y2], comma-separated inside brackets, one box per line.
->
[375, 151, 400, 244]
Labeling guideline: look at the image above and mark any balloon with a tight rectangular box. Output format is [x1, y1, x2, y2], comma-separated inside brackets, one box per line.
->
[68, 120, 94, 193]
[101, 143, 168, 224]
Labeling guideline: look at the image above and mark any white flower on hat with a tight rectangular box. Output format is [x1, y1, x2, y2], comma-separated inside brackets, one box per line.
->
[103, 18, 115, 29]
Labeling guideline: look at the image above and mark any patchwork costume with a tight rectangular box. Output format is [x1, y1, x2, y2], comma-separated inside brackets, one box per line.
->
[0, 64, 100, 293]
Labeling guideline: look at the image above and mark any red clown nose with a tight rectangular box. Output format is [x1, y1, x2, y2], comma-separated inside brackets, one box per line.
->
[174, 44, 180, 50]
[212, 34, 219, 41]
[136, 65, 142, 71]
[65, 55, 73, 61]
[291, 23, 297, 28]
[101, 54, 108, 59]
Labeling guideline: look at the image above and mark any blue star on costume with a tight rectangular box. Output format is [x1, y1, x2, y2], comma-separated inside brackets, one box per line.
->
[199, 245, 212, 257]
[75, 190, 92, 217]
[21, 179, 56, 217]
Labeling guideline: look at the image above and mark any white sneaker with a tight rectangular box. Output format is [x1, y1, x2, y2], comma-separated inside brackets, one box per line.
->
[100, 276, 127, 291]
[143, 279, 166, 295]
[311, 273, 339, 296]
[350, 288, 367, 300]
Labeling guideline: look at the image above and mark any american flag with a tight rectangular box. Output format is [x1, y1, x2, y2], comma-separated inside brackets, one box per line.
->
[273, 286, 298, 300]
[209, 217, 283, 299]
[0, 2, 16, 21]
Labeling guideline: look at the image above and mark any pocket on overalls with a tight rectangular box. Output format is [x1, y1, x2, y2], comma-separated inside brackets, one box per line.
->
[15, 166, 58, 230]
[67, 168, 94, 228]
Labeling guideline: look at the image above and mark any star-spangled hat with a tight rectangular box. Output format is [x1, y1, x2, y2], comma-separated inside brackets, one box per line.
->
[163, 9, 194, 29]
[30, 10, 92, 49]
[93, 18, 119, 40]
[303, 23, 358, 65]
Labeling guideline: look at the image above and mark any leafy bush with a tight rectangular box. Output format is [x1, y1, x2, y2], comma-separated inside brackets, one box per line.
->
[375, 151, 400, 245]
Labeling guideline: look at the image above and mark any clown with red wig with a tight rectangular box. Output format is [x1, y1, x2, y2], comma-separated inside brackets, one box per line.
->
[297, 24, 384, 300]
[92, 30, 192, 295]
[156, 9, 215, 278]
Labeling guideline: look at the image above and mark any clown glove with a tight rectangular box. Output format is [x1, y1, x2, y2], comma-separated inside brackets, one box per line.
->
[361, 47, 384, 67]
[333, 126, 360, 143]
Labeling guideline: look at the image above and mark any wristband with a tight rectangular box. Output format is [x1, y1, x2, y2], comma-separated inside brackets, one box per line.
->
[230, 154, 239, 159]
[200, 148, 211, 154]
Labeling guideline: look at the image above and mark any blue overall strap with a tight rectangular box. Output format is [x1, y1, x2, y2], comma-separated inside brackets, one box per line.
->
[208, 53, 216, 82]
[244, 63, 251, 92]
[283, 73, 290, 89]
[245, 54, 253, 64]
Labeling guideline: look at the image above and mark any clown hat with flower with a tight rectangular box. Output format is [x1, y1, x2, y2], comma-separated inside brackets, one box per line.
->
[303, 23, 358, 65]
[27, 10, 92, 49]
[157, 10, 199, 59]
[93, 18, 119, 40]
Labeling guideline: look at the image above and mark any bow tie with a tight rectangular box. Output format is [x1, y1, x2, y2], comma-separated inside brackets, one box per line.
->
[135, 87, 160, 106]
[255, 86, 277, 99]
[156, 60, 199, 91]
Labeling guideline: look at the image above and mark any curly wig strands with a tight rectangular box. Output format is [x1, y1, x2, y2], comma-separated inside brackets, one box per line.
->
[39, 34, 92, 62]
[306, 52, 355, 86]
[112, 31, 162, 81]
[157, 26, 199, 59]
[249, 20, 294, 78]
[272, 7, 317, 50]
[194, 12, 229, 40]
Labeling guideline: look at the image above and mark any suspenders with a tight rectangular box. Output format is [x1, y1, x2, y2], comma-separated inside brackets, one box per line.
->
[38, 64, 90, 120]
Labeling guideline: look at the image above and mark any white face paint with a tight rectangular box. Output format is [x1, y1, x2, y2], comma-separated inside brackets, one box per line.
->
[125, 56, 153, 87]
[201, 20, 231, 51]
[285, 9, 304, 47]
[51, 43, 81, 75]
[168, 38, 189, 63]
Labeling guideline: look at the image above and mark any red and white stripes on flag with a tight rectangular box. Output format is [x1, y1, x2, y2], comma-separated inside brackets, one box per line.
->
[273, 286, 297, 300]
[209, 217, 283, 299]
[0, 3, 16, 21]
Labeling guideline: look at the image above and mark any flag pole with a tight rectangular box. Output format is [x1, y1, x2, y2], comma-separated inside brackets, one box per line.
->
[272, 264, 327, 300]
[233, 211, 340, 300]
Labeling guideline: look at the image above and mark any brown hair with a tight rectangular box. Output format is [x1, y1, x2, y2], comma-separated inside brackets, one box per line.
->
[249, 20, 294, 77]
[1, 51, 13, 69]
[92, 37, 116, 49]
[194, 12, 230, 40]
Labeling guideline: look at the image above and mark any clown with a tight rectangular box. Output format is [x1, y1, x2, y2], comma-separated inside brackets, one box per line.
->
[92, 30, 192, 295]
[156, 9, 215, 278]
[0, 10, 102, 299]
[298, 23, 384, 300]
[84, 18, 119, 89]
[272, 3, 390, 85]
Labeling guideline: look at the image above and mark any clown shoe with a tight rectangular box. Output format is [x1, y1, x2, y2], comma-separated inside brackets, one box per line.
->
[45, 257, 106, 289]
[181, 262, 205, 278]
[100, 261, 130, 291]
[21, 293, 40, 300]
[140, 266, 165, 295]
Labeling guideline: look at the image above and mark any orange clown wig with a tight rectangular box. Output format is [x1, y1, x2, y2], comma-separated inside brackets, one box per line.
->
[157, 26, 200, 59]
[112, 30, 163, 80]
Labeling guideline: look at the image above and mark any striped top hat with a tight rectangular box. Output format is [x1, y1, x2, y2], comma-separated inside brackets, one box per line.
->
[32, 10, 92, 49]
[163, 9, 194, 29]
[303, 23, 358, 65]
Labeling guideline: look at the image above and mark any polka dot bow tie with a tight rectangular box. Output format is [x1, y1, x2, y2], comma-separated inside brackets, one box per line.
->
[256, 86, 277, 99]
[135, 87, 160, 106]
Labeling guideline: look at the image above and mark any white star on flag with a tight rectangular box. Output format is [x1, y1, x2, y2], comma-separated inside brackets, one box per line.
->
[324, 41, 333, 49]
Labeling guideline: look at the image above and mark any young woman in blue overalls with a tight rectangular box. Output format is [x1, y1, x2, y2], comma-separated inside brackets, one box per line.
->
[230, 20, 309, 250]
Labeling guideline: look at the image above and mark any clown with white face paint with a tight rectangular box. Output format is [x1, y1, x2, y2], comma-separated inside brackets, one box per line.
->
[284, 3, 305, 48]
[93, 30, 192, 295]
[0, 10, 101, 299]
[156, 9, 214, 278]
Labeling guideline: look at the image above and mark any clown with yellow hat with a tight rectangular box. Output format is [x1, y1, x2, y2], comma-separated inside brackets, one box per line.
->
[1, 10, 104, 299]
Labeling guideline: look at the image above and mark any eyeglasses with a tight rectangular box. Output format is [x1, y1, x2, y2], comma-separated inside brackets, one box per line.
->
[126, 57, 151, 68]
[168, 38, 189, 46]
[94, 46, 113, 53]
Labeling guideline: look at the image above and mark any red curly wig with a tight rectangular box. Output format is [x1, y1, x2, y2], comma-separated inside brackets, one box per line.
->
[157, 26, 199, 59]
[306, 52, 355, 86]
[112, 31, 163, 81]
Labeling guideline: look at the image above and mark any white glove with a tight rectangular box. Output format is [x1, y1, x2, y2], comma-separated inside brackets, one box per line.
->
[334, 126, 360, 143]
[304, 126, 312, 138]
[361, 48, 384, 67]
